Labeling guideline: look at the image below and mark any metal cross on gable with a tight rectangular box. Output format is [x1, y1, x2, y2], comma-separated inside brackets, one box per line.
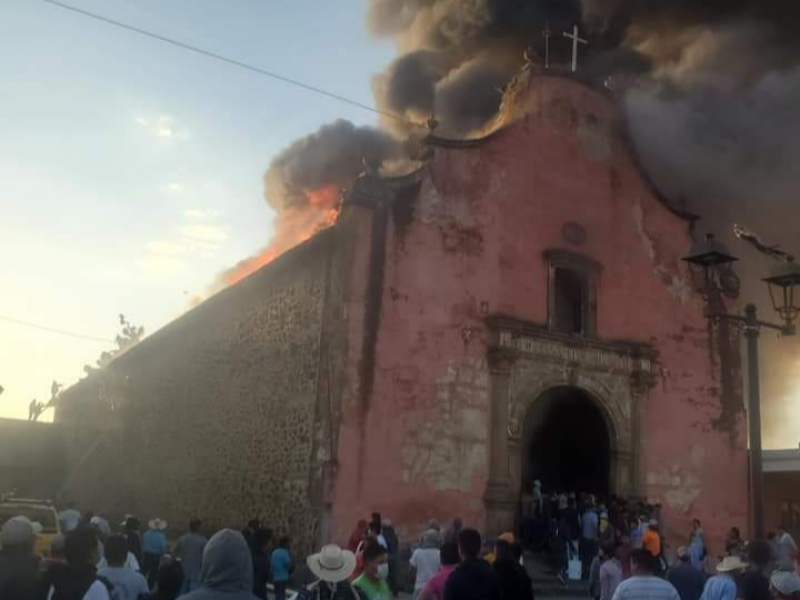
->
[563, 24, 588, 73]
[542, 21, 552, 69]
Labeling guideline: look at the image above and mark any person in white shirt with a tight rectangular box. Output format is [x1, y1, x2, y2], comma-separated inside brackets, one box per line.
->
[410, 531, 442, 595]
[612, 549, 679, 600]
[47, 527, 112, 600]
[98, 535, 150, 600]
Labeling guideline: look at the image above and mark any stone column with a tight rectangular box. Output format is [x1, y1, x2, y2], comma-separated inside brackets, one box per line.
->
[484, 351, 517, 537]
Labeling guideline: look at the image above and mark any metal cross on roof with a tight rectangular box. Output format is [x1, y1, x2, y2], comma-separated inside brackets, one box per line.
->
[563, 24, 588, 73]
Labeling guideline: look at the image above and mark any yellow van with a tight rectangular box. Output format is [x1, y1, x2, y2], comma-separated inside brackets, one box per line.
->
[0, 498, 61, 556]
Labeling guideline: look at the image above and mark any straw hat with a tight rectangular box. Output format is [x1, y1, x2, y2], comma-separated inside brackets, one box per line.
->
[148, 518, 168, 531]
[717, 555, 747, 572]
[307, 544, 357, 583]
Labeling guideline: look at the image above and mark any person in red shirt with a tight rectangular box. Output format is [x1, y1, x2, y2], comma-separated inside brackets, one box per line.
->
[419, 543, 460, 600]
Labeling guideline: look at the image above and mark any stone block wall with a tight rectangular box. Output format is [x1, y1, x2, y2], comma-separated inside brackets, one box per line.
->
[59, 232, 334, 553]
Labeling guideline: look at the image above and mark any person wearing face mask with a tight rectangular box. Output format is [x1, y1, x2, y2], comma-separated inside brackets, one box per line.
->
[353, 542, 391, 600]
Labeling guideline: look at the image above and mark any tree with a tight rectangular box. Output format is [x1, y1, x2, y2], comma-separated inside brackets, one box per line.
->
[88, 314, 145, 371]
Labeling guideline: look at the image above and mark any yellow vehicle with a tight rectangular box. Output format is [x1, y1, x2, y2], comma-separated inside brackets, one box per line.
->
[0, 498, 61, 556]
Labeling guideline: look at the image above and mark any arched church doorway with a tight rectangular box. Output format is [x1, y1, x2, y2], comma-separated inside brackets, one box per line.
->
[521, 386, 612, 496]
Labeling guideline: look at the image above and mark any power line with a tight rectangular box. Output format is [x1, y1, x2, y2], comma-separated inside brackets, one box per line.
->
[0, 315, 115, 343]
[35, 0, 413, 126]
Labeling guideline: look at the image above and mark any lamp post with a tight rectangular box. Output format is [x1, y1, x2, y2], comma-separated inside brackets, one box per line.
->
[683, 234, 800, 540]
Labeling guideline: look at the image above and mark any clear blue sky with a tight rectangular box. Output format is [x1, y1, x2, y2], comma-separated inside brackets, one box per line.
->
[0, 0, 393, 419]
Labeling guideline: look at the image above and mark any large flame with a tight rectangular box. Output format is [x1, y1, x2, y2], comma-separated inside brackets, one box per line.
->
[225, 184, 340, 285]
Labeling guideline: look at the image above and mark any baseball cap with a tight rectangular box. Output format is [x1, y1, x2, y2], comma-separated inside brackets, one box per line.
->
[0, 516, 43, 547]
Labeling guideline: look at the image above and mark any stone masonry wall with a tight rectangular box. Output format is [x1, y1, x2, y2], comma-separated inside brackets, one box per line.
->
[59, 232, 333, 554]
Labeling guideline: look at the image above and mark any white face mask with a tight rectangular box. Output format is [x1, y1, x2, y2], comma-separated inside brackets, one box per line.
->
[377, 563, 390, 580]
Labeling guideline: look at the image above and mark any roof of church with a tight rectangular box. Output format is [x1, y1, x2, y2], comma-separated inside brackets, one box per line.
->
[383, 69, 698, 222]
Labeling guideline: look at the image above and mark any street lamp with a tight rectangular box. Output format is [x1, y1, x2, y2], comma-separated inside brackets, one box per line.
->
[683, 234, 800, 540]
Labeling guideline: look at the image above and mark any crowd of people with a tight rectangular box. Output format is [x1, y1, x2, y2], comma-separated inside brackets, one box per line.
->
[3, 497, 800, 600]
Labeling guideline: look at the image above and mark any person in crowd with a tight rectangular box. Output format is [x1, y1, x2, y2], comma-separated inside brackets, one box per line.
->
[629, 517, 644, 551]
[493, 539, 533, 600]
[770, 571, 800, 600]
[589, 547, 605, 600]
[352, 529, 378, 582]
[59, 503, 82, 534]
[563, 498, 581, 558]
[598, 512, 615, 549]
[353, 542, 392, 600]
[600, 544, 623, 600]
[41, 534, 68, 574]
[643, 521, 661, 560]
[121, 516, 143, 567]
[144, 558, 184, 600]
[174, 519, 209, 594]
[181, 529, 257, 600]
[98, 535, 149, 600]
[688, 520, 706, 571]
[97, 538, 140, 572]
[270, 536, 294, 600]
[767, 532, 780, 568]
[304, 544, 361, 600]
[554, 516, 571, 585]
[444, 528, 500, 600]
[45, 526, 112, 600]
[91, 516, 112, 541]
[617, 536, 632, 580]
[776, 525, 798, 571]
[347, 521, 368, 553]
[444, 519, 463, 546]
[419, 542, 460, 600]
[0, 515, 42, 600]
[667, 547, 705, 600]
[250, 528, 271, 600]
[410, 530, 442, 597]
[724, 528, 744, 559]
[241, 520, 261, 552]
[368, 521, 388, 551]
[698, 555, 745, 600]
[611, 549, 679, 600]
[142, 519, 168, 590]
[381, 519, 400, 597]
[737, 540, 772, 600]
[582, 504, 600, 579]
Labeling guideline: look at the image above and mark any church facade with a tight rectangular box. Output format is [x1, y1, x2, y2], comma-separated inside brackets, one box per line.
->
[59, 73, 749, 553]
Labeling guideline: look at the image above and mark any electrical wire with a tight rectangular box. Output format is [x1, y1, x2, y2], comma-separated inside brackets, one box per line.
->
[0, 315, 115, 343]
[34, 0, 414, 125]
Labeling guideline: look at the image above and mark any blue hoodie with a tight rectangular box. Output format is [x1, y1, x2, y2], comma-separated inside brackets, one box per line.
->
[181, 529, 259, 600]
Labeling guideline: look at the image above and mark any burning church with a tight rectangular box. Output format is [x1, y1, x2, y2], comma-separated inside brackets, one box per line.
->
[57, 0, 800, 554]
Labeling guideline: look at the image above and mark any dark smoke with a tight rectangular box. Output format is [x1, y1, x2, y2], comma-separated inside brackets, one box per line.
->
[264, 119, 400, 211]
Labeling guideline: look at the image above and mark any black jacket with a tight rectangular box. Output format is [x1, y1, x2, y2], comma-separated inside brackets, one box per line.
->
[0, 550, 40, 600]
[667, 562, 706, 600]
[494, 559, 534, 600]
[444, 558, 501, 600]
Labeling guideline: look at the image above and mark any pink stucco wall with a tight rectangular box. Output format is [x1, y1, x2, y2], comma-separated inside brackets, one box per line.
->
[332, 74, 748, 553]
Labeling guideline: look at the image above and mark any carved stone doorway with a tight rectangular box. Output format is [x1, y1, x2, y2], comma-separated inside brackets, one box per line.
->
[522, 386, 612, 497]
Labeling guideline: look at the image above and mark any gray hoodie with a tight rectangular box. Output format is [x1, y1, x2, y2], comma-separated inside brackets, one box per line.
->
[181, 529, 258, 600]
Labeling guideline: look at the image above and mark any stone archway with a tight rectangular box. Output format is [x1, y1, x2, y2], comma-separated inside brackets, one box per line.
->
[521, 386, 614, 496]
[483, 317, 656, 536]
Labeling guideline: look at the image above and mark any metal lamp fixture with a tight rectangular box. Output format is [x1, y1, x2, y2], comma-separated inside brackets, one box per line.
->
[682, 229, 797, 540]
[682, 233, 740, 299]
[763, 258, 800, 331]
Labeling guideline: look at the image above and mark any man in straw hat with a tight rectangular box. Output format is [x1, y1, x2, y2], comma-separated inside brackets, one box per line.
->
[303, 544, 361, 600]
[143, 518, 168, 589]
[698, 555, 746, 600]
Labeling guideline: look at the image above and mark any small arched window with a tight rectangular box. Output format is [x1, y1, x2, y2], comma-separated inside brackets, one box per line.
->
[544, 250, 602, 337]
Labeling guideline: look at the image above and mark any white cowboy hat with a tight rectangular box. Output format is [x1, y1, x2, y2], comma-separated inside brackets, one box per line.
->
[148, 518, 168, 531]
[307, 544, 356, 583]
[717, 555, 747, 572]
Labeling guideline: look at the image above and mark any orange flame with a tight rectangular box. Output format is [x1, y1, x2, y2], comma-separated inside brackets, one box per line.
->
[225, 184, 341, 285]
